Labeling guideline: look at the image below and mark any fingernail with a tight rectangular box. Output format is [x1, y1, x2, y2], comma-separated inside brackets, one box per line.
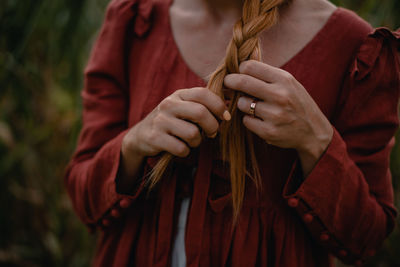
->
[223, 110, 231, 121]
[210, 132, 218, 139]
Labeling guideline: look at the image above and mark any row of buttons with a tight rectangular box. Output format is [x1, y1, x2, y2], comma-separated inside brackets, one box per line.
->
[287, 197, 375, 266]
[101, 198, 133, 227]
[99, 194, 373, 267]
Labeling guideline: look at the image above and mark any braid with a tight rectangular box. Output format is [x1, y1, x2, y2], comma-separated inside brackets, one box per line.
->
[208, 0, 287, 221]
[148, 0, 288, 221]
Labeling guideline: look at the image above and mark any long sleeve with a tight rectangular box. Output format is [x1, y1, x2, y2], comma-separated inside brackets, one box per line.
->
[64, 0, 153, 228]
[283, 28, 400, 265]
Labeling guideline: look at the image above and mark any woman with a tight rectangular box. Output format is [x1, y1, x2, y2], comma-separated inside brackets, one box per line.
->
[65, 0, 400, 266]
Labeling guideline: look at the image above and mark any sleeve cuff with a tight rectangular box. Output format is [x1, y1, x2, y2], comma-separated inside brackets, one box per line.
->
[281, 126, 377, 264]
[282, 125, 345, 200]
[91, 130, 149, 228]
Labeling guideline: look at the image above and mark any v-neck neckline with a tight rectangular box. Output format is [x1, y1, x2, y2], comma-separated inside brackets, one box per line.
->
[165, 0, 342, 86]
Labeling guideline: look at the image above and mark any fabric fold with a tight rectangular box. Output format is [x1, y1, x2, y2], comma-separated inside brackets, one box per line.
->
[350, 27, 400, 80]
[185, 141, 213, 267]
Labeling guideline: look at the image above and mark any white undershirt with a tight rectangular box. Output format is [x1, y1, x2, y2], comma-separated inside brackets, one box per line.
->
[171, 197, 191, 267]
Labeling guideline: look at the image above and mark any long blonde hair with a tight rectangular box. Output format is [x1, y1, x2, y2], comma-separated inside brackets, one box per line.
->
[148, 0, 288, 221]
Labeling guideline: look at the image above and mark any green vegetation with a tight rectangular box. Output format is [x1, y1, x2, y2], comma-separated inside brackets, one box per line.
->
[0, 0, 399, 266]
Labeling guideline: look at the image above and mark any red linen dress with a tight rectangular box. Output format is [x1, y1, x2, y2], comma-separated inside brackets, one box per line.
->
[64, 0, 400, 266]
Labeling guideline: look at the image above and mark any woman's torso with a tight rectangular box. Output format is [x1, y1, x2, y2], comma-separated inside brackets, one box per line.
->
[96, 0, 375, 266]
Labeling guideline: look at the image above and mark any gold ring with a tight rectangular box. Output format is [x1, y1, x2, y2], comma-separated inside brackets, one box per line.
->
[249, 100, 257, 117]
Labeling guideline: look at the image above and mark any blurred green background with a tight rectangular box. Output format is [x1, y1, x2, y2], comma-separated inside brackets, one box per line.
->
[0, 0, 399, 266]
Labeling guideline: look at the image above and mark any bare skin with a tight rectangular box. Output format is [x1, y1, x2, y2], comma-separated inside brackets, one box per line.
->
[170, 0, 337, 77]
[118, 0, 336, 192]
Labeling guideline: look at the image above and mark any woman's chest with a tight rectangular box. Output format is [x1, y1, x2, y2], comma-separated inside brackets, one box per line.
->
[167, 19, 314, 81]
[168, 3, 338, 79]
[125, 10, 351, 128]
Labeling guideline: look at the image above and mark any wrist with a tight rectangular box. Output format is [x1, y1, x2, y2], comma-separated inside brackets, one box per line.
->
[299, 120, 333, 156]
[296, 124, 333, 176]
[300, 131, 332, 159]
[122, 127, 146, 159]
[120, 129, 146, 177]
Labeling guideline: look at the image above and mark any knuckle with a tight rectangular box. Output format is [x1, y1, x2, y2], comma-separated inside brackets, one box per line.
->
[194, 105, 208, 120]
[210, 120, 219, 133]
[197, 87, 209, 94]
[193, 141, 201, 148]
[276, 91, 290, 106]
[274, 108, 285, 119]
[190, 136, 202, 148]
[282, 113, 295, 124]
[176, 144, 190, 157]
[176, 88, 189, 95]
[273, 109, 289, 124]
[186, 126, 200, 140]
[173, 89, 183, 95]
[122, 131, 135, 151]
[159, 97, 174, 111]
[240, 60, 254, 74]
[268, 110, 279, 122]
[198, 88, 211, 101]
[192, 87, 206, 99]
[148, 128, 160, 142]
[281, 71, 294, 83]
[174, 88, 188, 99]
[153, 113, 167, 125]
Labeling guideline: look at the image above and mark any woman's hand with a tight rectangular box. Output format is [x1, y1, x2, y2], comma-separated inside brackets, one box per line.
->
[125, 87, 230, 157]
[224, 60, 333, 176]
[119, 87, 230, 181]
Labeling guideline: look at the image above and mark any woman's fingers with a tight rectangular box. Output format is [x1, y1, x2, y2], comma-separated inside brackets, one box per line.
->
[237, 96, 261, 117]
[146, 87, 233, 157]
[161, 87, 231, 137]
[178, 87, 231, 121]
[155, 133, 190, 157]
[164, 117, 202, 148]
[160, 98, 219, 137]
[242, 115, 275, 144]
[237, 96, 294, 126]
[224, 73, 285, 102]
[224, 60, 298, 104]
[238, 60, 285, 83]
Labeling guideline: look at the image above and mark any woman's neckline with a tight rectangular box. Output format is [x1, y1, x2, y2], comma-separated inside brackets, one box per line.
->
[165, 0, 342, 86]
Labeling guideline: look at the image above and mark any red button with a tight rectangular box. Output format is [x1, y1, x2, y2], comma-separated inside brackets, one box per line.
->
[111, 209, 121, 218]
[102, 219, 111, 226]
[367, 249, 376, 257]
[119, 198, 132, 208]
[288, 198, 299, 208]
[320, 233, 329, 241]
[355, 260, 363, 266]
[303, 213, 313, 223]
[339, 249, 347, 257]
